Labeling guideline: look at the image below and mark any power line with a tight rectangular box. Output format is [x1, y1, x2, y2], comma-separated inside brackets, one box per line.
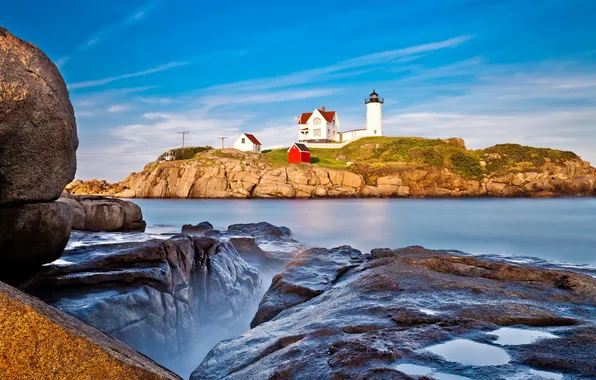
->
[218, 136, 227, 149]
[178, 131, 190, 148]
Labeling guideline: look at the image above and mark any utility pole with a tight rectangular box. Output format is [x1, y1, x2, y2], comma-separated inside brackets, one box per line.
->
[218, 136, 227, 149]
[178, 131, 189, 148]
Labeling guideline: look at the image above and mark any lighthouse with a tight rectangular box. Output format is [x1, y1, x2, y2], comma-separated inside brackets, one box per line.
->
[365, 90, 383, 136]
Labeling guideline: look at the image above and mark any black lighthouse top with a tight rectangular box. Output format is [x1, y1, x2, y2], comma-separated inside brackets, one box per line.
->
[365, 90, 384, 104]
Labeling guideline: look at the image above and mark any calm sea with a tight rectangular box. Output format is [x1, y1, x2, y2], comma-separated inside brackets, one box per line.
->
[130, 198, 596, 266]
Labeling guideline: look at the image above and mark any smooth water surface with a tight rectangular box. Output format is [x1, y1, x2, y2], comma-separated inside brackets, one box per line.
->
[133, 198, 596, 265]
[425, 339, 511, 366]
[394, 364, 472, 380]
[489, 327, 559, 346]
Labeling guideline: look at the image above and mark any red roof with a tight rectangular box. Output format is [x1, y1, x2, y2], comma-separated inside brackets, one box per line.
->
[298, 109, 335, 124]
[244, 133, 261, 145]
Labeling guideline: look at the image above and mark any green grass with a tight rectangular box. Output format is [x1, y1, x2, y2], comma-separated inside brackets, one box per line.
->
[251, 138, 580, 181]
[157, 146, 213, 161]
[477, 144, 579, 175]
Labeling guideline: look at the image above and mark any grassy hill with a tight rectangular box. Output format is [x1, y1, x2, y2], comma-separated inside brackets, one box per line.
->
[263, 137, 579, 184]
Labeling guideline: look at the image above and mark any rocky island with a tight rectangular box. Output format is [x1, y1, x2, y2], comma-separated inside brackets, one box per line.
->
[68, 138, 596, 199]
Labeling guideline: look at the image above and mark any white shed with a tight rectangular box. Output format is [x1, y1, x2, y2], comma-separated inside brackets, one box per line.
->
[233, 133, 262, 153]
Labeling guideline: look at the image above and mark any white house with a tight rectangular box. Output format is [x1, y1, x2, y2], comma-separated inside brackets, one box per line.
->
[297, 91, 384, 146]
[297, 106, 340, 143]
[233, 133, 262, 153]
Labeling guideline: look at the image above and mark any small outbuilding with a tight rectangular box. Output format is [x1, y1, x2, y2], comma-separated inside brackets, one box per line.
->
[234, 133, 262, 153]
[287, 143, 311, 164]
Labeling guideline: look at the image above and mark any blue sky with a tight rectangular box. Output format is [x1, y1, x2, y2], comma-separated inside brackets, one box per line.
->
[2, 0, 596, 181]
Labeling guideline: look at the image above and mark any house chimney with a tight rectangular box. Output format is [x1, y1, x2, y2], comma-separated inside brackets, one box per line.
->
[321, 106, 325, 111]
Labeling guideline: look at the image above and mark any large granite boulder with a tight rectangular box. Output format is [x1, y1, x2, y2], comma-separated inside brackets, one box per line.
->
[58, 194, 146, 232]
[0, 280, 179, 380]
[17, 234, 262, 373]
[0, 26, 78, 204]
[0, 26, 78, 278]
[192, 246, 596, 380]
[0, 202, 72, 273]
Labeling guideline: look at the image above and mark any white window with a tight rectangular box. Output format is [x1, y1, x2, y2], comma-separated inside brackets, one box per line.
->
[313, 129, 321, 137]
[313, 118, 322, 125]
[241, 138, 245, 143]
[352, 131, 357, 137]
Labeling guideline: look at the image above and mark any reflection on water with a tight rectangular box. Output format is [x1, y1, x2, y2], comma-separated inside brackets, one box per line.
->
[394, 363, 472, 379]
[133, 198, 596, 266]
[394, 364, 434, 376]
[425, 339, 511, 366]
[489, 327, 559, 346]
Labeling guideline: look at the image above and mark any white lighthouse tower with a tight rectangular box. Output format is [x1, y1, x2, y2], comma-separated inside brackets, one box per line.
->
[365, 90, 383, 136]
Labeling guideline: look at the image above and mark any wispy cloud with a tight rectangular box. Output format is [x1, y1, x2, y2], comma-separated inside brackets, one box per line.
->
[107, 104, 132, 113]
[208, 35, 474, 93]
[68, 61, 189, 90]
[57, 0, 163, 67]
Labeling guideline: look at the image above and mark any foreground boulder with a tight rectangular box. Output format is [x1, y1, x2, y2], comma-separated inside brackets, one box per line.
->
[17, 234, 262, 369]
[0, 202, 72, 273]
[0, 280, 179, 379]
[0, 26, 78, 278]
[193, 246, 596, 380]
[0, 26, 78, 204]
[58, 193, 146, 232]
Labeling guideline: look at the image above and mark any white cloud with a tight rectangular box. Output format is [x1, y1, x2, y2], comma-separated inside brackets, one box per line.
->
[107, 104, 131, 113]
[68, 61, 189, 90]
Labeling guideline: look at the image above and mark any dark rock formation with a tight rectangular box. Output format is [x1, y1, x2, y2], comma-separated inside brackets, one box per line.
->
[58, 193, 146, 232]
[226, 222, 302, 261]
[17, 234, 262, 363]
[182, 221, 215, 235]
[0, 202, 72, 273]
[0, 280, 179, 380]
[192, 246, 596, 380]
[0, 26, 78, 204]
[0, 26, 77, 278]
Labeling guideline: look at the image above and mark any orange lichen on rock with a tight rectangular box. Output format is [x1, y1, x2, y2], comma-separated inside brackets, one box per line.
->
[0, 281, 180, 380]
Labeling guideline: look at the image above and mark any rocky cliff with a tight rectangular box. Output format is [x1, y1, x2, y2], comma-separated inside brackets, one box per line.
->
[69, 142, 596, 199]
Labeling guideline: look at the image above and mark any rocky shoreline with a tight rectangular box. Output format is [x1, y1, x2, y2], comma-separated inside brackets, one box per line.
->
[193, 243, 596, 380]
[67, 148, 596, 199]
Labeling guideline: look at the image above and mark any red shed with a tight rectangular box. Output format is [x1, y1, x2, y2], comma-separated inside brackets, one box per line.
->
[287, 143, 311, 164]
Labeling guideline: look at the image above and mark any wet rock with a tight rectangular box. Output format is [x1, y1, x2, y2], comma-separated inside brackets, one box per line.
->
[0, 26, 78, 205]
[17, 234, 262, 363]
[0, 202, 72, 278]
[182, 221, 214, 235]
[0, 280, 179, 379]
[516, 326, 596, 378]
[228, 221, 293, 239]
[251, 246, 365, 328]
[226, 222, 303, 262]
[57, 194, 146, 232]
[192, 246, 596, 380]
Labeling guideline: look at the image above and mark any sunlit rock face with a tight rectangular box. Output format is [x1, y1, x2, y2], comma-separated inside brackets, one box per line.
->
[58, 193, 147, 232]
[0, 281, 179, 380]
[192, 246, 596, 380]
[17, 234, 262, 362]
